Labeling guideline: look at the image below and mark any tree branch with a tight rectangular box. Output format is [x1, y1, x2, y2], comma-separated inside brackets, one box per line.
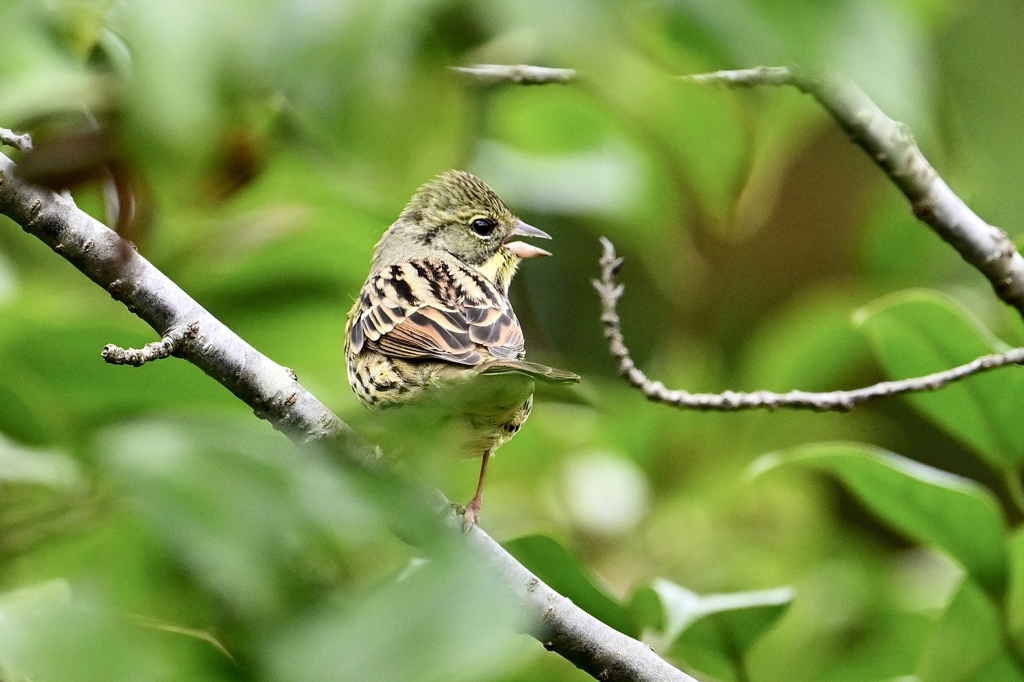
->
[102, 320, 199, 366]
[451, 64, 577, 86]
[0, 151, 358, 451]
[595, 238, 1024, 412]
[0, 148, 694, 682]
[0, 126, 33, 152]
[683, 65, 1024, 319]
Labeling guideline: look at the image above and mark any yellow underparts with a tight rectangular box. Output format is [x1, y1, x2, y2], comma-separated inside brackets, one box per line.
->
[478, 247, 520, 293]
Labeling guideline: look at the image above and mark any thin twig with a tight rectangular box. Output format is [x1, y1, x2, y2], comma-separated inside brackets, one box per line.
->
[682, 65, 1024, 320]
[685, 66, 794, 88]
[0, 127, 33, 152]
[0, 149, 694, 682]
[594, 238, 1024, 412]
[102, 321, 199, 366]
[130, 615, 237, 663]
[451, 64, 577, 86]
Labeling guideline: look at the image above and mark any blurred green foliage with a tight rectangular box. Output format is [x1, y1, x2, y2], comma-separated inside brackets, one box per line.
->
[2, 0, 1024, 680]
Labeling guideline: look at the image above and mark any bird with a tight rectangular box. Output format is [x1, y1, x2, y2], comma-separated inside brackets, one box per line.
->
[344, 170, 579, 529]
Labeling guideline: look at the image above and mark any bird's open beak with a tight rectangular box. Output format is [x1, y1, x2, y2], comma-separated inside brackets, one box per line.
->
[505, 220, 552, 259]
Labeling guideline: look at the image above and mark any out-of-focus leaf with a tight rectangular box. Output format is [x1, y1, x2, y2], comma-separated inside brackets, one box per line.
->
[0, 249, 16, 305]
[0, 578, 71, 611]
[1007, 528, 1024, 644]
[0, 316, 234, 426]
[98, 417, 524, 681]
[168, 152, 383, 292]
[861, 197, 967, 286]
[741, 288, 872, 392]
[0, 580, 72, 675]
[590, 46, 747, 229]
[0, 581, 139, 682]
[855, 289, 1024, 470]
[504, 534, 636, 637]
[558, 451, 650, 537]
[0, 434, 82, 488]
[939, 0, 1024, 235]
[268, 555, 520, 682]
[674, 587, 793, 662]
[0, 369, 63, 445]
[486, 86, 616, 158]
[629, 578, 793, 680]
[918, 578, 1022, 682]
[99, 418, 384, 618]
[475, 138, 646, 218]
[752, 443, 1008, 598]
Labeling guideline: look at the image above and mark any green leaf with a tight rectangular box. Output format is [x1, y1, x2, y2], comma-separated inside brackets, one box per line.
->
[503, 534, 637, 637]
[855, 289, 1024, 470]
[752, 443, 1009, 597]
[629, 579, 793, 681]
[99, 418, 384, 618]
[631, 579, 794, 651]
[918, 579, 1023, 682]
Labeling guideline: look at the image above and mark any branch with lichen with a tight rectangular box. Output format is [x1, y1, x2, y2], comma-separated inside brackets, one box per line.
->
[595, 238, 1024, 412]
[683, 65, 1024, 319]
[0, 147, 694, 682]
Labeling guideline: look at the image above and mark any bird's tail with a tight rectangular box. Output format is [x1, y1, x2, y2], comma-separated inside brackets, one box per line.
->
[479, 360, 580, 384]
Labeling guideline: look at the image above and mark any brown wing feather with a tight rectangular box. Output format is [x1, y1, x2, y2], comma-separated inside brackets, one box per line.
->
[349, 258, 525, 366]
[480, 360, 580, 383]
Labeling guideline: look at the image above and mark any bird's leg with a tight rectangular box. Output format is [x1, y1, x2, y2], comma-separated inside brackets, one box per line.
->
[461, 450, 492, 531]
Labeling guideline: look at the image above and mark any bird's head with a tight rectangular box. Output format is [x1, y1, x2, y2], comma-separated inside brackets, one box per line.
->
[377, 170, 551, 287]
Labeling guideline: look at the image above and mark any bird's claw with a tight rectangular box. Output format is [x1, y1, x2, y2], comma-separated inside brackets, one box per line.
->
[457, 501, 481, 533]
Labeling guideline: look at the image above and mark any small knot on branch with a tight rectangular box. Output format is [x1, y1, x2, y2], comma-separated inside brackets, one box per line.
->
[0, 127, 33, 153]
[103, 321, 199, 367]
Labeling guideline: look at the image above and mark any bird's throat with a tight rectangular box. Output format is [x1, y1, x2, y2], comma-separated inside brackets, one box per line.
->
[478, 248, 520, 294]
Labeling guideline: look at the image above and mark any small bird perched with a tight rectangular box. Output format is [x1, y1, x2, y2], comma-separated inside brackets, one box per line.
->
[345, 170, 579, 528]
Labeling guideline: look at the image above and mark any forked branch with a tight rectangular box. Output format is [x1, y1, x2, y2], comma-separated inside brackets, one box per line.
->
[596, 65, 1024, 411]
[595, 238, 1024, 412]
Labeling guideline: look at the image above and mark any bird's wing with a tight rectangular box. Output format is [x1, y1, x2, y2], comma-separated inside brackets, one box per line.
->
[348, 259, 525, 366]
[479, 360, 580, 384]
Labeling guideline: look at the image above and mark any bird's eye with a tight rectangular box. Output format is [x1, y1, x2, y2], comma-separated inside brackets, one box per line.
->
[470, 218, 495, 238]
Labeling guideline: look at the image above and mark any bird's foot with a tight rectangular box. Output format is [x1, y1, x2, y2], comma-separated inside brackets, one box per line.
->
[458, 498, 482, 533]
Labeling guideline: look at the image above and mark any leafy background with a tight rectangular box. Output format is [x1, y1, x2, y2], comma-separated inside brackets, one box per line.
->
[1, 0, 1023, 680]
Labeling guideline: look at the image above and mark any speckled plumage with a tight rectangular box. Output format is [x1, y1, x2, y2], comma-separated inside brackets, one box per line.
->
[344, 170, 578, 527]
